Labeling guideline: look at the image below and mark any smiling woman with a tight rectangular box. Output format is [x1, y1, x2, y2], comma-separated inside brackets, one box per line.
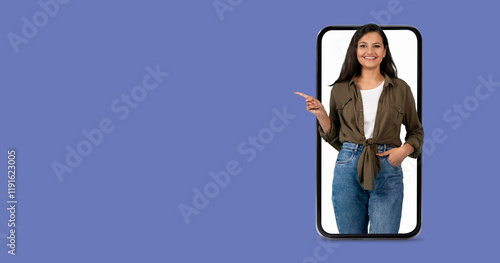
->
[357, 33, 387, 79]
[334, 24, 398, 89]
[295, 24, 424, 235]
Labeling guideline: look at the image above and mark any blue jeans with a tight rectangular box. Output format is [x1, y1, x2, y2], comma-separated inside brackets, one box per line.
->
[332, 141, 404, 234]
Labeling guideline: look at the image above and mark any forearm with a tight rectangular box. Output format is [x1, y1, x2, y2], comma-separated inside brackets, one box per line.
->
[401, 143, 415, 157]
[317, 112, 331, 133]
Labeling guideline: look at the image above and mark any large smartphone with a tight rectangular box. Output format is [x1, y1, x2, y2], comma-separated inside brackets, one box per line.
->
[316, 25, 422, 239]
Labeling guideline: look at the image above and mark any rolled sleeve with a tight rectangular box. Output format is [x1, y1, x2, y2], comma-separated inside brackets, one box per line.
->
[318, 86, 342, 152]
[402, 83, 424, 158]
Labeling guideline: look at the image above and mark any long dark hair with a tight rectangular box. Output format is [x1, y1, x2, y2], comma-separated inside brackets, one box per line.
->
[332, 24, 397, 86]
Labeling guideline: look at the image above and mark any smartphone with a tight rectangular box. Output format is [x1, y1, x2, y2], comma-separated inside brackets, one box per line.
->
[316, 25, 422, 239]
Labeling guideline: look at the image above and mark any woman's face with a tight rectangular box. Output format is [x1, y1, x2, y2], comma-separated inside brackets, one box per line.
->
[356, 32, 387, 71]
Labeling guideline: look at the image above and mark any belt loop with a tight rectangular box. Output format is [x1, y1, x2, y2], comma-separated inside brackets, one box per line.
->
[383, 144, 387, 152]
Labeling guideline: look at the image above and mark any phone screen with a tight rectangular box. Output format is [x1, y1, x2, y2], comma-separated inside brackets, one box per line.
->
[316, 26, 422, 238]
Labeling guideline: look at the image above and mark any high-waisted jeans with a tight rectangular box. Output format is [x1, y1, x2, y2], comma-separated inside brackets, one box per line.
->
[332, 141, 404, 234]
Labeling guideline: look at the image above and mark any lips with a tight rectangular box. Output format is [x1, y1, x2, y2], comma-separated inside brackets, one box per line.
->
[363, 56, 377, 60]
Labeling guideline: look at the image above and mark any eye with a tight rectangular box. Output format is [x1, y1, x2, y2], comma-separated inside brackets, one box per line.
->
[359, 44, 366, 48]
[374, 45, 381, 48]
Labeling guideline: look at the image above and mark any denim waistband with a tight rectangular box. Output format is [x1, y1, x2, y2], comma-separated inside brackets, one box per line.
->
[341, 141, 393, 153]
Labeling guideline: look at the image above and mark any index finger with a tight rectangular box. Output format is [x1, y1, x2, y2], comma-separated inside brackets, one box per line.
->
[294, 91, 311, 99]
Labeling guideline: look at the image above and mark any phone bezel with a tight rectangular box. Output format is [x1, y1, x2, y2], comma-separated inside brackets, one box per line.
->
[316, 25, 423, 239]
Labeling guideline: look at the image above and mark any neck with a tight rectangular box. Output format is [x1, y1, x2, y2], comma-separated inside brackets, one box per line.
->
[359, 67, 384, 82]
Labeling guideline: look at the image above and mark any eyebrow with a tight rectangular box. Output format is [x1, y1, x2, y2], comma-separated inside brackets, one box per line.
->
[359, 42, 382, 45]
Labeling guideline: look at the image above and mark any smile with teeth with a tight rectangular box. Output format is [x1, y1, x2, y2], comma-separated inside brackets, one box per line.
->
[363, 56, 377, 60]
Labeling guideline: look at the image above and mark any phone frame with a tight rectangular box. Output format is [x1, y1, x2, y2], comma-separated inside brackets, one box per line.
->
[316, 25, 423, 239]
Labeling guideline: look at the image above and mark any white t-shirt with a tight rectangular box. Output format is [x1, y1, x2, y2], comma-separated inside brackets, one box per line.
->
[360, 80, 384, 139]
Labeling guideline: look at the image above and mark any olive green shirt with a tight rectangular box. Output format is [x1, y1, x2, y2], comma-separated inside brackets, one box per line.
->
[318, 73, 424, 191]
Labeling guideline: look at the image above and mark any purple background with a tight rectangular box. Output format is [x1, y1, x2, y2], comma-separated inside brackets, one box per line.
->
[0, 0, 498, 262]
